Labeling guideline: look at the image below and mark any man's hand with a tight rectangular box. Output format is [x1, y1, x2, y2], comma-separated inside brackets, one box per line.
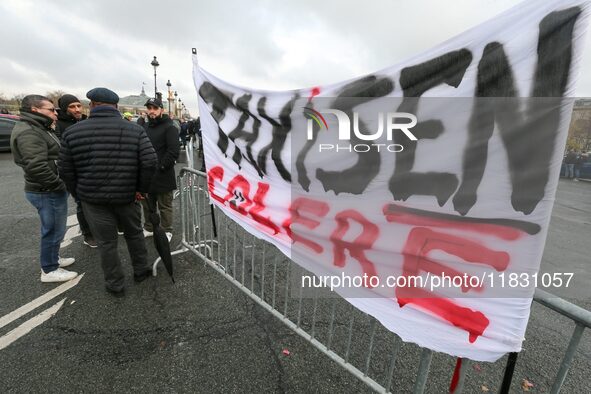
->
[135, 192, 146, 201]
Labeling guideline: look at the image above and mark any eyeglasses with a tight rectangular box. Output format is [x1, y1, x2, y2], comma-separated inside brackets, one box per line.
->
[38, 107, 58, 112]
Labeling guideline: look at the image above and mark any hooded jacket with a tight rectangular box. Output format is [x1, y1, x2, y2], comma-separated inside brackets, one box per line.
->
[144, 114, 180, 193]
[10, 111, 66, 193]
[58, 106, 157, 204]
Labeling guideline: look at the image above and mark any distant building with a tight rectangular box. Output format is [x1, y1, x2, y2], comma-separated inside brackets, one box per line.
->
[569, 98, 591, 152]
[118, 86, 150, 113]
[572, 98, 591, 121]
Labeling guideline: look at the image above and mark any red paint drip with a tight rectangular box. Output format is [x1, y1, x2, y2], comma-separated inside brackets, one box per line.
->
[308, 86, 321, 102]
[449, 358, 462, 393]
[397, 293, 489, 343]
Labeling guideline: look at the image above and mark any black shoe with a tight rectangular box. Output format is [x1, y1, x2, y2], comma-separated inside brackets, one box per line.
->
[106, 286, 125, 298]
[83, 235, 98, 248]
[134, 270, 152, 283]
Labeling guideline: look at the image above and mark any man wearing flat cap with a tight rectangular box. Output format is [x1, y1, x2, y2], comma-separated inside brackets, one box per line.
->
[54, 94, 96, 248]
[141, 97, 180, 242]
[59, 87, 158, 296]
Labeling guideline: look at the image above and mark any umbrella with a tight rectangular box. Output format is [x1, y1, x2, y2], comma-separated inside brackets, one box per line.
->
[146, 194, 175, 283]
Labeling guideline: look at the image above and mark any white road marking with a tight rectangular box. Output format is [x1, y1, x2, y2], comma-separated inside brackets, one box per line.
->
[61, 224, 80, 249]
[66, 214, 78, 226]
[0, 299, 66, 351]
[0, 274, 84, 330]
[61, 214, 81, 249]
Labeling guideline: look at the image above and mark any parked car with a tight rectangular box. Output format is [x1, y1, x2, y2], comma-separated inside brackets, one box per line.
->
[0, 114, 18, 152]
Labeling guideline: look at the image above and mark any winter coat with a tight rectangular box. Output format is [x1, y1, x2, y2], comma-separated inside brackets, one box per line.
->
[180, 122, 188, 140]
[144, 114, 180, 193]
[58, 106, 157, 204]
[565, 151, 578, 164]
[188, 118, 201, 137]
[10, 111, 66, 193]
[55, 112, 87, 139]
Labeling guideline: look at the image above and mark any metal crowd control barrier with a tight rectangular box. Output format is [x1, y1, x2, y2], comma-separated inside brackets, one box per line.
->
[185, 135, 195, 170]
[155, 165, 590, 393]
[532, 288, 591, 393]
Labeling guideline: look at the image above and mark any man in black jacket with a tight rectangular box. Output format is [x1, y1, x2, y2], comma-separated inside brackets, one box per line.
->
[55, 94, 96, 248]
[59, 88, 158, 296]
[55, 94, 87, 137]
[187, 117, 204, 169]
[141, 98, 180, 242]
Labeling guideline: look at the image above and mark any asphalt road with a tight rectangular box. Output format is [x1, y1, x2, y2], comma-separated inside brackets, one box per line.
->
[0, 151, 589, 393]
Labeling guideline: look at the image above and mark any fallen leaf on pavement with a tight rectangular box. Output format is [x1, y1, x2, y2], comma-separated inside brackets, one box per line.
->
[481, 385, 489, 392]
[522, 378, 534, 391]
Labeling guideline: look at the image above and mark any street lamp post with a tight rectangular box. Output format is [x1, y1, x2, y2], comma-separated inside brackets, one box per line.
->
[178, 98, 182, 119]
[150, 56, 159, 98]
[166, 79, 172, 114]
[173, 91, 178, 118]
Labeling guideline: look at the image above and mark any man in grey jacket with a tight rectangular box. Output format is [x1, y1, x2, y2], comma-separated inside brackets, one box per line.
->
[11, 95, 78, 283]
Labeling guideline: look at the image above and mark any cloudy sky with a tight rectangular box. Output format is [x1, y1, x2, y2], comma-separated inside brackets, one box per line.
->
[1, 0, 591, 115]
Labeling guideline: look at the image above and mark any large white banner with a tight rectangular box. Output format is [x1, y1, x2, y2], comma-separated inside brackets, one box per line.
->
[194, 0, 590, 362]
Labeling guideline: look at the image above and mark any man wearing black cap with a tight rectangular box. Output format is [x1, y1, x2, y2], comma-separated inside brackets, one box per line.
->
[55, 94, 96, 248]
[59, 87, 158, 296]
[55, 94, 87, 138]
[141, 97, 180, 242]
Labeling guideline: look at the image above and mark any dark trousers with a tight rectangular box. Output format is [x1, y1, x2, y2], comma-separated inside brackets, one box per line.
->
[82, 201, 149, 291]
[75, 196, 91, 237]
[141, 192, 174, 232]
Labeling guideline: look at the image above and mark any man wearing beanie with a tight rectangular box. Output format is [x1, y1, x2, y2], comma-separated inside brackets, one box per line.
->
[10, 95, 78, 283]
[55, 94, 87, 138]
[141, 98, 180, 242]
[55, 93, 96, 248]
[59, 87, 158, 297]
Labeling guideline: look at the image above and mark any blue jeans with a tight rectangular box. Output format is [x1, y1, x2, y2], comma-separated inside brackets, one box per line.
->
[566, 164, 575, 178]
[25, 191, 68, 273]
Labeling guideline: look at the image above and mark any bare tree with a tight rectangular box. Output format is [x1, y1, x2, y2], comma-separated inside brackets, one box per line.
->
[45, 90, 65, 105]
[569, 118, 591, 151]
